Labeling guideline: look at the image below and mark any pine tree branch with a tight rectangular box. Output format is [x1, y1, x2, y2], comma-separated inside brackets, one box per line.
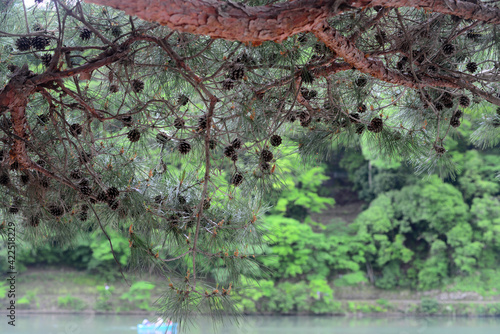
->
[83, 0, 339, 43]
[312, 22, 466, 90]
[83, 0, 500, 43]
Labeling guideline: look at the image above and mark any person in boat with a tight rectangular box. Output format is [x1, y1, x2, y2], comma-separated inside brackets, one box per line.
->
[142, 319, 152, 326]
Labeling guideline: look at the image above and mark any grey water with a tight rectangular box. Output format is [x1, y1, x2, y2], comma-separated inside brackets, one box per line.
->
[2, 314, 500, 334]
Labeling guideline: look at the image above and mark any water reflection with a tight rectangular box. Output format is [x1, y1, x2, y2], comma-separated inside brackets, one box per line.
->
[4, 315, 500, 334]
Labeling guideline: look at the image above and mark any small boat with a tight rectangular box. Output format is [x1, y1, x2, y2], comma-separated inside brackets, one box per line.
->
[137, 322, 178, 334]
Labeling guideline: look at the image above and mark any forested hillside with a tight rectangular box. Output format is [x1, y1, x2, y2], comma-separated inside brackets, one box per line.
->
[2, 111, 498, 314]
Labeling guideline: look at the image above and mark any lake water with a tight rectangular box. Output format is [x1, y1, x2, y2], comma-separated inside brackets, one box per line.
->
[2, 315, 500, 334]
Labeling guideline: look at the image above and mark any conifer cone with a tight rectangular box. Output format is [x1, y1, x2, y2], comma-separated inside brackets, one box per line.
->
[198, 114, 207, 131]
[97, 191, 108, 202]
[358, 104, 367, 113]
[120, 115, 133, 127]
[459, 96, 470, 107]
[209, 139, 217, 150]
[156, 132, 169, 144]
[70, 170, 82, 179]
[231, 138, 242, 150]
[300, 118, 312, 127]
[154, 195, 163, 204]
[38, 113, 49, 124]
[107, 187, 120, 200]
[260, 162, 271, 172]
[224, 145, 235, 158]
[41, 53, 52, 67]
[127, 129, 141, 142]
[111, 26, 122, 38]
[355, 124, 365, 135]
[203, 199, 211, 210]
[434, 102, 444, 111]
[15, 37, 32, 51]
[79, 178, 90, 187]
[261, 149, 273, 162]
[270, 135, 282, 147]
[0, 173, 10, 186]
[367, 117, 384, 133]
[231, 173, 243, 186]
[434, 144, 446, 155]
[231, 153, 238, 162]
[79, 212, 88, 222]
[222, 79, 235, 91]
[174, 117, 185, 129]
[70, 123, 83, 136]
[442, 43, 455, 55]
[178, 95, 189, 106]
[349, 113, 360, 123]
[108, 200, 120, 211]
[80, 186, 92, 196]
[178, 141, 191, 155]
[131, 79, 144, 93]
[109, 85, 119, 93]
[32, 36, 49, 50]
[355, 77, 367, 87]
[450, 116, 461, 128]
[229, 63, 245, 81]
[466, 62, 478, 73]
[48, 204, 64, 217]
[79, 27, 92, 41]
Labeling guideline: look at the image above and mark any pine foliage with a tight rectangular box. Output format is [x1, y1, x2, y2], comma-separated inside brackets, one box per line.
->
[0, 0, 500, 327]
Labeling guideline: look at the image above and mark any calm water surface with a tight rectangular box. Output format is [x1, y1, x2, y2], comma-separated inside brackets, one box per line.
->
[2, 315, 500, 334]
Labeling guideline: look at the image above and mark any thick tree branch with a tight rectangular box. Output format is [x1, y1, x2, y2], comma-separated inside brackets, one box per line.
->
[84, 0, 500, 43]
[312, 22, 457, 89]
[84, 0, 340, 43]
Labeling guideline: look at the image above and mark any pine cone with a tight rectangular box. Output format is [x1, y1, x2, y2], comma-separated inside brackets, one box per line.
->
[109, 85, 119, 93]
[367, 117, 384, 133]
[442, 43, 455, 55]
[32, 36, 49, 50]
[261, 149, 273, 162]
[270, 135, 282, 147]
[70, 123, 83, 136]
[231, 173, 243, 186]
[79, 27, 92, 41]
[355, 77, 367, 87]
[127, 129, 141, 142]
[178, 95, 189, 106]
[131, 79, 144, 93]
[231, 138, 242, 150]
[107, 187, 120, 200]
[222, 79, 235, 91]
[48, 204, 64, 217]
[173, 117, 185, 129]
[224, 145, 235, 158]
[459, 95, 470, 107]
[178, 141, 191, 154]
[466, 62, 478, 73]
[70, 170, 82, 179]
[15, 37, 32, 51]
[41, 53, 52, 67]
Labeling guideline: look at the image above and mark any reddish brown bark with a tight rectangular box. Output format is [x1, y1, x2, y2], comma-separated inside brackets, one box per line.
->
[84, 0, 500, 43]
[83, 0, 337, 43]
[312, 23, 460, 90]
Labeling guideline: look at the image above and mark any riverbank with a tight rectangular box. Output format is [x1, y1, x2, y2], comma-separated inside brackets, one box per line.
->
[3, 268, 500, 317]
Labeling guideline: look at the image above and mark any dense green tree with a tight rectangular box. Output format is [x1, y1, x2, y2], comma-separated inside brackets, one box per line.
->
[1, 0, 500, 324]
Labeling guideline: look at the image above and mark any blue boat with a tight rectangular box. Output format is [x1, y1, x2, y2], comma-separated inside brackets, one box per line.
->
[137, 322, 178, 334]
